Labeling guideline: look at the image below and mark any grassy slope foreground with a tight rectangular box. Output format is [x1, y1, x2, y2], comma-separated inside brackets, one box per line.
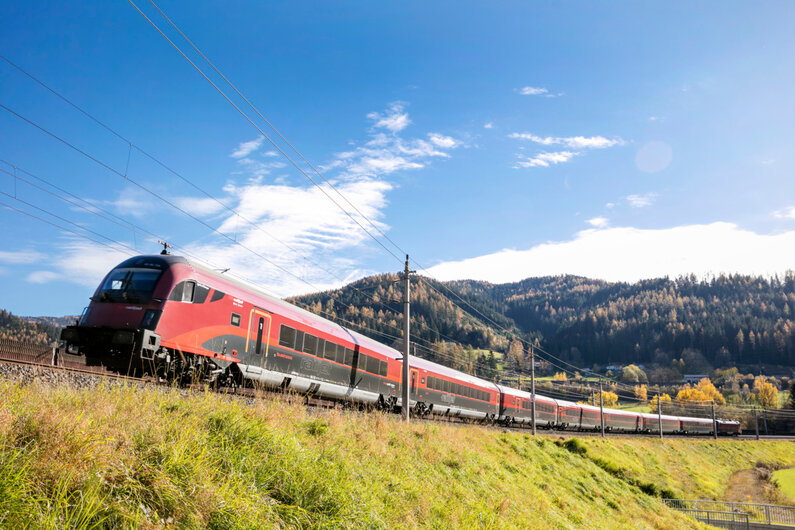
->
[0, 383, 792, 529]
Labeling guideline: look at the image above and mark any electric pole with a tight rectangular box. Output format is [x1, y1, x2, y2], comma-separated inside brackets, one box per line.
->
[657, 394, 663, 439]
[530, 344, 536, 435]
[754, 407, 760, 440]
[711, 401, 717, 440]
[401, 255, 414, 423]
[599, 382, 605, 438]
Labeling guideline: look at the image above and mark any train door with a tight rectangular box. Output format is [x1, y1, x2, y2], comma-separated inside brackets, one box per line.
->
[245, 308, 271, 375]
[410, 368, 419, 398]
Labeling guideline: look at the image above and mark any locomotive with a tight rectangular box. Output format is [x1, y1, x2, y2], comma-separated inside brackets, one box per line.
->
[60, 254, 741, 435]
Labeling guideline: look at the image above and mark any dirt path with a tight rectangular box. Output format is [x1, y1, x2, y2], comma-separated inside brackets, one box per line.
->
[724, 465, 795, 506]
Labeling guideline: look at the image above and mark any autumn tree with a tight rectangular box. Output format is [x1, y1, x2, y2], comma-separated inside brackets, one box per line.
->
[675, 378, 726, 405]
[600, 391, 619, 408]
[622, 364, 648, 384]
[634, 384, 648, 402]
[552, 372, 568, 382]
[753, 376, 779, 409]
[648, 393, 671, 412]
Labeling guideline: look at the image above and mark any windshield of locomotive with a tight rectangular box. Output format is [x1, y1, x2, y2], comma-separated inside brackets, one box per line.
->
[97, 267, 164, 303]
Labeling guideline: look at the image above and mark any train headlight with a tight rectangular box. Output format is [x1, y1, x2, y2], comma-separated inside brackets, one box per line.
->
[140, 309, 162, 330]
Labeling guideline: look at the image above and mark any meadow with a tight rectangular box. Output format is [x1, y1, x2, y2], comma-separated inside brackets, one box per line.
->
[1, 379, 792, 529]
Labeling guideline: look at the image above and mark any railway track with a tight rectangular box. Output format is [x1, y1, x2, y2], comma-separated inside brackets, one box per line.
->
[1, 339, 793, 441]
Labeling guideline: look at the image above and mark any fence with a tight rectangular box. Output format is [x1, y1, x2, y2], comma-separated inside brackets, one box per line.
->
[664, 499, 795, 527]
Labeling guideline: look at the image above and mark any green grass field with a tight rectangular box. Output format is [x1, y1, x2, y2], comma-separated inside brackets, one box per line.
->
[1, 379, 792, 529]
[773, 468, 795, 503]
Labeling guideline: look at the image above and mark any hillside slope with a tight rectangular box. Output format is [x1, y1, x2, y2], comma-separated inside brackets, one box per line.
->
[294, 272, 795, 373]
[2, 379, 794, 528]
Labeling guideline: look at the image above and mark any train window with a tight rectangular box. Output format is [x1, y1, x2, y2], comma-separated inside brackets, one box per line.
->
[168, 282, 184, 301]
[303, 335, 317, 355]
[358, 353, 367, 371]
[366, 355, 378, 374]
[279, 325, 296, 348]
[344, 348, 353, 366]
[316, 338, 325, 357]
[210, 290, 225, 302]
[230, 313, 241, 327]
[194, 284, 210, 304]
[294, 331, 304, 352]
[335, 344, 345, 364]
[323, 341, 336, 361]
[421, 377, 425, 384]
[181, 281, 195, 302]
[444, 380, 451, 393]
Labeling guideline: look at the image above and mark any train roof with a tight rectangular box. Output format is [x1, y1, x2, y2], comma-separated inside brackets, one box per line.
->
[496, 385, 557, 403]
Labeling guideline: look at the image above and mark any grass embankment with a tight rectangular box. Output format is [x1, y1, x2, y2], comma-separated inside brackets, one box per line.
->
[773, 468, 795, 503]
[0, 380, 790, 529]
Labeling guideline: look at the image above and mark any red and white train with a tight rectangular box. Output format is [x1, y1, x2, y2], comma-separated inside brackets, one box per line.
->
[61, 255, 741, 435]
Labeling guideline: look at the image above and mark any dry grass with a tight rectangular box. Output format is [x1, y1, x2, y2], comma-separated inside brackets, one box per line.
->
[2, 379, 785, 529]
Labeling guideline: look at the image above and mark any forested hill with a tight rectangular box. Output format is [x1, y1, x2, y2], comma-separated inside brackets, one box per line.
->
[293, 272, 795, 372]
[0, 310, 63, 345]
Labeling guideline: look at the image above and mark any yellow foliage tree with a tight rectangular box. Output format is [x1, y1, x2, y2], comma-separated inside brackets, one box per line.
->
[648, 393, 671, 412]
[695, 378, 726, 405]
[600, 391, 619, 408]
[552, 372, 568, 382]
[634, 384, 648, 402]
[753, 377, 778, 408]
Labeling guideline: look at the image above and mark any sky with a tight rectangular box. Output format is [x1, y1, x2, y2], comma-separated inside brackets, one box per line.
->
[1, 1, 795, 316]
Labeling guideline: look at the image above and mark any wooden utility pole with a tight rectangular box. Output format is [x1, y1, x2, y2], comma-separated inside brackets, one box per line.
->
[530, 344, 536, 435]
[401, 255, 414, 423]
[599, 382, 605, 438]
[711, 401, 718, 440]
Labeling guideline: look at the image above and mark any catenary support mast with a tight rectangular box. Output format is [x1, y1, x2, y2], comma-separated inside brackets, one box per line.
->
[401, 255, 414, 422]
[530, 344, 536, 435]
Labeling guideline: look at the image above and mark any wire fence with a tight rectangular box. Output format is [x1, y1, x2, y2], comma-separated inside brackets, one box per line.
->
[664, 499, 795, 527]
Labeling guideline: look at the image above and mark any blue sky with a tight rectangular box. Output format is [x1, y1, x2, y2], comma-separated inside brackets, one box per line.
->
[1, 1, 795, 316]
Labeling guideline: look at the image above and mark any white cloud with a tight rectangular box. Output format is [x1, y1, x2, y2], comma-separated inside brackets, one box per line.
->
[99, 188, 155, 218]
[518, 86, 549, 96]
[484, 122, 494, 129]
[366, 102, 411, 133]
[626, 193, 658, 208]
[0, 250, 44, 264]
[426, 222, 795, 284]
[428, 133, 460, 149]
[174, 196, 228, 217]
[773, 206, 795, 219]
[514, 151, 577, 168]
[40, 102, 458, 297]
[508, 133, 624, 149]
[29, 239, 131, 287]
[605, 202, 615, 209]
[26, 270, 60, 284]
[231, 136, 265, 158]
[587, 217, 608, 228]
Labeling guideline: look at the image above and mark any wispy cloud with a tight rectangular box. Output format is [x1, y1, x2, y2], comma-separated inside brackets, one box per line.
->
[0, 250, 44, 264]
[514, 151, 577, 168]
[174, 196, 229, 217]
[587, 217, 608, 228]
[427, 222, 795, 284]
[508, 133, 624, 149]
[773, 206, 795, 219]
[428, 133, 460, 149]
[484, 122, 494, 129]
[626, 193, 658, 208]
[231, 136, 265, 158]
[366, 102, 411, 133]
[517, 86, 560, 97]
[509, 132, 625, 169]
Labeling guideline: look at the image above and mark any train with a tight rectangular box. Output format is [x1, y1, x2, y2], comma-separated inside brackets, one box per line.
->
[60, 254, 741, 436]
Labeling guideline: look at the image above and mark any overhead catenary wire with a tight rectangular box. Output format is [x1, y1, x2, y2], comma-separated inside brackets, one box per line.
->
[143, 0, 411, 261]
[0, 55, 403, 307]
[125, 0, 404, 265]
